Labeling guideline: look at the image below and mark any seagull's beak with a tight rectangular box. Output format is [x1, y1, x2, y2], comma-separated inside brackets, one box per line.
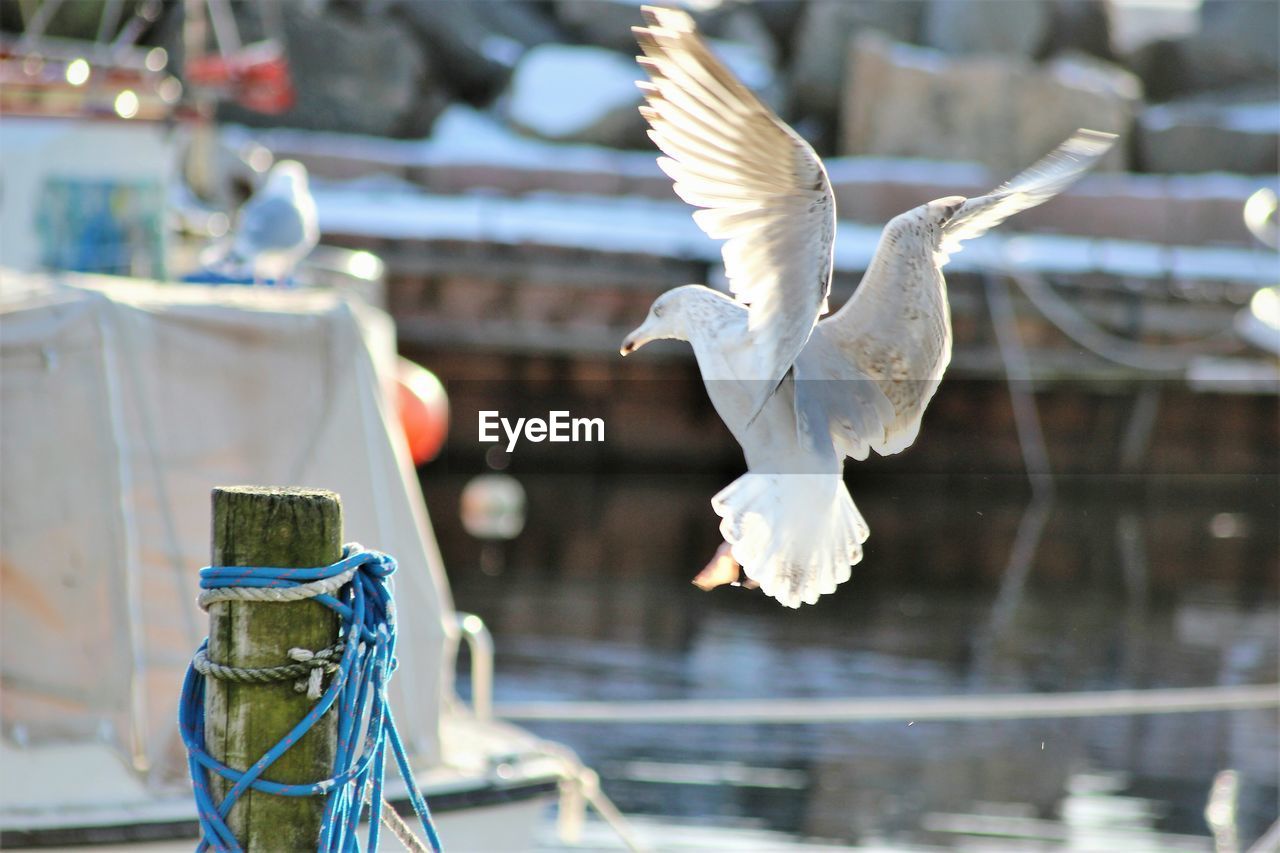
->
[620, 319, 655, 356]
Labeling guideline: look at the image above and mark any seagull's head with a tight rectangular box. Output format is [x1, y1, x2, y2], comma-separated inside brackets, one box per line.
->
[265, 160, 309, 194]
[923, 195, 966, 233]
[888, 195, 966, 249]
[620, 286, 699, 355]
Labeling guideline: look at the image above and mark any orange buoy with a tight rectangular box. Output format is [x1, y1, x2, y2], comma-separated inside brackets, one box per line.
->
[396, 357, 448, 465]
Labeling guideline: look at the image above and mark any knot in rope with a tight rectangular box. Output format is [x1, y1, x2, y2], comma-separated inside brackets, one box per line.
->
[191, 642, 345, 699]
[178, 544, 442, 853]
[287, 645, 345, 699]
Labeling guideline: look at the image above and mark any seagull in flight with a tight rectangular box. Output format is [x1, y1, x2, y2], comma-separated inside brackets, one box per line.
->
[619, 5, 1116, 608]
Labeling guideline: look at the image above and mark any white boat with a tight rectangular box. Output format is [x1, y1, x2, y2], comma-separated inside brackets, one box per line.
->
[0, 271, 584, 851]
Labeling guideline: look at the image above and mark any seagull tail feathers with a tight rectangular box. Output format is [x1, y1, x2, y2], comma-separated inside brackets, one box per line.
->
[712, 472, 868, 608]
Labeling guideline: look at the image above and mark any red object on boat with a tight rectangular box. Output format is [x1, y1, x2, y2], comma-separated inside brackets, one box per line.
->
[396, 358, 449, 466]
[186, 40, 295, 114]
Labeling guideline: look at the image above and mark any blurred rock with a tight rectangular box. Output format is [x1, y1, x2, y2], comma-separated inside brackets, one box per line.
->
[1198, 0, 1279, 84]
[553, 0, 780, 61]
[554, 0, 648, 52]
[841, 34, 1138, 172]
[1129, 38, 1194, 102]
[502, 30, 784, 148]
[921, 0, 1115, 61]
[1020, 53, 1138, 166]
[0, 2, 27, 35]
[504, 44, 647, 147]
[218, 7, 444, 137]
[1138, 96, 1280, 174]
[1108, 0, 1199, 54]
[1043, 0, 1114, 61]
[1130, 0, 1278, 101]
[701, 4, 780, 70]
[922, 0, 1052, 56]
[790, 1, 921, 121]
[14, 0, 117, 40]
[737, 1, 806, 64]
[391, 0, 564, 105]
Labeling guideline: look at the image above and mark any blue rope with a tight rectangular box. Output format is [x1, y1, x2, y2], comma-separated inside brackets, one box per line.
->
[179, 544, 444, 852]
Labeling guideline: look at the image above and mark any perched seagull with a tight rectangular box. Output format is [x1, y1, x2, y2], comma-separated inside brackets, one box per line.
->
[619, 5, 1116, 608]
[202, 159, 318, 284]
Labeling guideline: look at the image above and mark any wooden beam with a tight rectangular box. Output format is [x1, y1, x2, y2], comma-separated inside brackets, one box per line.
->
[205, 486, 343, 851]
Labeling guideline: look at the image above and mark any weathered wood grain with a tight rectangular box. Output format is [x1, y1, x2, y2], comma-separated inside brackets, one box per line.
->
[206, 486, 342, 851]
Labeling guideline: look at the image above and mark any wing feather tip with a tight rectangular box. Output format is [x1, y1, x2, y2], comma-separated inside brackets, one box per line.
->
[639, 5, 695, 32]
[1064, 128, 1119, 158]
[1075, 127, 1119, 143]
[633, 0, 837, 340]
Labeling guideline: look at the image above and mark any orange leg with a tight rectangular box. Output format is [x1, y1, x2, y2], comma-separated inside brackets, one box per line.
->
[692, 541, 759, 591]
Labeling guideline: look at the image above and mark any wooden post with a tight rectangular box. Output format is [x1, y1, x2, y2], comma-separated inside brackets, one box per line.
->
[206, 486, 343, 851]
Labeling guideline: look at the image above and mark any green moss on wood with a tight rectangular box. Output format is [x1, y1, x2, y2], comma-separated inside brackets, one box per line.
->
[206, 486, 342, 851]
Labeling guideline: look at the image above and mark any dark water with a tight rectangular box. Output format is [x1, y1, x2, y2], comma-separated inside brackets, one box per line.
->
[429, 474, 1279, 849]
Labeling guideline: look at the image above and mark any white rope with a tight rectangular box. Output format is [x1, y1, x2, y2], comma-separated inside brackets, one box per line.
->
[536, 739, 647, 853]
[496, 684, 1280, 725]
[287, 647, 342, 700]
[365, 787, 431, 853]
[196, 567, 359, 698]
[197, 567, 358, 610]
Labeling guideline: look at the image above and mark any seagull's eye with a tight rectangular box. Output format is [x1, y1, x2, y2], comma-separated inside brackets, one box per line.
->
[654, 306, 664, 319]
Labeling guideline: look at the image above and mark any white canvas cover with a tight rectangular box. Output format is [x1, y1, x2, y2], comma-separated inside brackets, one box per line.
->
[0, 272, 453, 811]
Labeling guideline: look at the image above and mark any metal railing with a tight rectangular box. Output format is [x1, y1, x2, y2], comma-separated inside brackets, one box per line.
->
[454, 612, 494, 721]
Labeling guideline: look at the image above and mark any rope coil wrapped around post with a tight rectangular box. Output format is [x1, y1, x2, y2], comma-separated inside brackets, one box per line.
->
[179, 544, 443, 852]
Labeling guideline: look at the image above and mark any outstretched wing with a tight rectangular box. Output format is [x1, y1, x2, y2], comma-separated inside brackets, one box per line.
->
[805, 129, 1117, 460]
[634, 5, 835, 407]
[939, 129, 1117, 263]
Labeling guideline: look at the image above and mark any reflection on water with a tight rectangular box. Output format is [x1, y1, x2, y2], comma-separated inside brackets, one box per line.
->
[428, 474, 1279, 849]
